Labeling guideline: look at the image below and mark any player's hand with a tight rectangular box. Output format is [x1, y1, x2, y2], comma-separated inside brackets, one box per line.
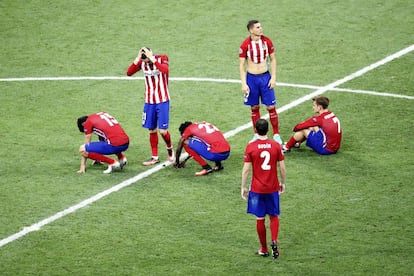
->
[241, 187, 248, 200]
[143, 47, 154, 59]
[268, 77, 276, 88]
[173, 162, 184, 169]
[241, 83, 250, 94]
[279, 183, 286, 194]
[77, 168, 85, 174]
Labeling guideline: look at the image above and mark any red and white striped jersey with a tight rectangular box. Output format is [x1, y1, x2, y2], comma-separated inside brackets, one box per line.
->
[239, 35, 275, 64]
[127, 55, 170, 104]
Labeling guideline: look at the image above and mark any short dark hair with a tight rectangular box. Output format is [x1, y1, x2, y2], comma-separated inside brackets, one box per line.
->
[179, 121, 192, 135]
[255, 119, 268, 136]
[247, 19, 260, 31]
[313, 96, 330, 109]
[77, 116, 88, 133]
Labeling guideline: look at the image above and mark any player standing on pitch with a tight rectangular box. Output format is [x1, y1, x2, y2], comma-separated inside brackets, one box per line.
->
[282, 96, 342, 154]
[127, 47, 174, 166]
[241, 119, 286, 259]
[239, 19, 283, 145]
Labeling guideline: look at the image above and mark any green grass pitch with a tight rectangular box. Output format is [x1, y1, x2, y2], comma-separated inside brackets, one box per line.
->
[1, 0, 413, 275]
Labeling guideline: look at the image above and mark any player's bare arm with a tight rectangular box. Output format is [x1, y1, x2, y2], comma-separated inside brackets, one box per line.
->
[241, 162, 251, 200]
[268, 53, 277, 88]
[278, 160, 286, 194]
[239, 57, 249, 94]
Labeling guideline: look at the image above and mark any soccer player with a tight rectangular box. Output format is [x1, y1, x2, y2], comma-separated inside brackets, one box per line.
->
[126, 46, 174, 166]
[77, 112, 129, 174]
[282, 96, 342, 154]
[239, 19, 282, 145]
[241, 119, 286, 259]
[174, 121, 231, 176]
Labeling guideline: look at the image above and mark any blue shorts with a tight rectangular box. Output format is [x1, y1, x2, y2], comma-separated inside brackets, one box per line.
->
[247, 191, 280, 218]
[85, 142, 129, 155]
[306, 130, 334, 155]
[244, 72, 276, 106]
[188, 138, 230, 162]
[142, 101, 170, 130]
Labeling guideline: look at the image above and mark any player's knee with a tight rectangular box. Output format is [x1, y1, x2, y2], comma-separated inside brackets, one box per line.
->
[79, 145, 88, 156]
[159, 129, 168, 135]
[266, 106, 276, 112]
[251, 105, 260, 112]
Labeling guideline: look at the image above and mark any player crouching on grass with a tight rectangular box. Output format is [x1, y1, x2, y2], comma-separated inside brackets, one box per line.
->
[77, 112, 129, 174]
[173, 121, 231, 176]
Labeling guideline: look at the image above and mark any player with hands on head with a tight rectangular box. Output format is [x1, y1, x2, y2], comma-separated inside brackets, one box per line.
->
[174, 121, 231, 176]
[282, 96, 342, 154]
[239, 19, 283, 145]
[77, 112, 129, 174]
[126, 46, 174, 166]
[241, 118, 286, 259]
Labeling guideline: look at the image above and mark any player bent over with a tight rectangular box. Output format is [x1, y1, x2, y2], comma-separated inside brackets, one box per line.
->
[77, 112, 129, 174]
[174, 121, 231, 176]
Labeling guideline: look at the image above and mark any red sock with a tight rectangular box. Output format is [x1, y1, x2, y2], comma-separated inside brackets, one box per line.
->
[149, 132, 158, 157]
[269, 215, 279, 243]
[256, 218, 268, 251]
[285, 136, 299, 149]
[251, 107, 261, 133]
[161, 131, 172, 148]
[268, 107, 279, 135]
[183, 144, 207, 166]
[87, 152, 115, 165]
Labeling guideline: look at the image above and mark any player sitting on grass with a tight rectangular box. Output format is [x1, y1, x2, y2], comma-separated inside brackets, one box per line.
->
[282, 96, 342, 155]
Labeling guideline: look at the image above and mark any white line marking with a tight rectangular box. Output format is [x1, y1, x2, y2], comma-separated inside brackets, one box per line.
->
[1, 76, 412, 100]
[1, 44, 413, 248]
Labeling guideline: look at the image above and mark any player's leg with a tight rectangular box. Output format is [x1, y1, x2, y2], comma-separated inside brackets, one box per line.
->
[266, 192, 281, 259]
[306, 129, 334, 155]
[283, 129, 309, 152]
[245, 73, 261, 138]
[246, 192, 269, 256]
[157, 101, 174, 162]
[142, 104, 160, 165]
[206, 151, 230, 172]
[260, 74, 281, 144]
[83, 142, 120, 174]
[185, 139, 213, 176]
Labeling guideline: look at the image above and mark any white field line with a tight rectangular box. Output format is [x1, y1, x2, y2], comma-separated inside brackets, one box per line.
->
[1, 76, 413, 100]
[1, 44, 413, 248]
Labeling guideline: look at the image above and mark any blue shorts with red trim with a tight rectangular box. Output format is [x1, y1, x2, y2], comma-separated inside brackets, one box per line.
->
[188, 138, 230, 161]
[306, 130, 335, 155]
[85, 142, 129, 155]
[247, 191, 280, 218]
[142, 101, 170, 130]
[244, 71, 276, 106]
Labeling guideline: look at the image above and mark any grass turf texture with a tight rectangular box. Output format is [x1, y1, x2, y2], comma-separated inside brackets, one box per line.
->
[1, 0, 413, 275]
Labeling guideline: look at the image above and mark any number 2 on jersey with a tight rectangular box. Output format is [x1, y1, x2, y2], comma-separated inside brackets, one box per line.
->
[260, 150, 271, 170]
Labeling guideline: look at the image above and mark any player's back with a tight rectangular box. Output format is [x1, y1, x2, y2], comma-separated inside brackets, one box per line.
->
[246, 138, 283, 193]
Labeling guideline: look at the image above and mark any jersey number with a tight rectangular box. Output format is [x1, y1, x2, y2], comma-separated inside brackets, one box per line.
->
[332, 117, 341, 133]
[260, 151, 271, 170]
[99, 112, 119, 127]
[197, 122, 219, 134]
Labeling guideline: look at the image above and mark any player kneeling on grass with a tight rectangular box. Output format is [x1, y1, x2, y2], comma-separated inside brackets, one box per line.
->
[282, 96, 342, 155]
[174, 121, 231, 176]
[77, 112, 129, 174]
